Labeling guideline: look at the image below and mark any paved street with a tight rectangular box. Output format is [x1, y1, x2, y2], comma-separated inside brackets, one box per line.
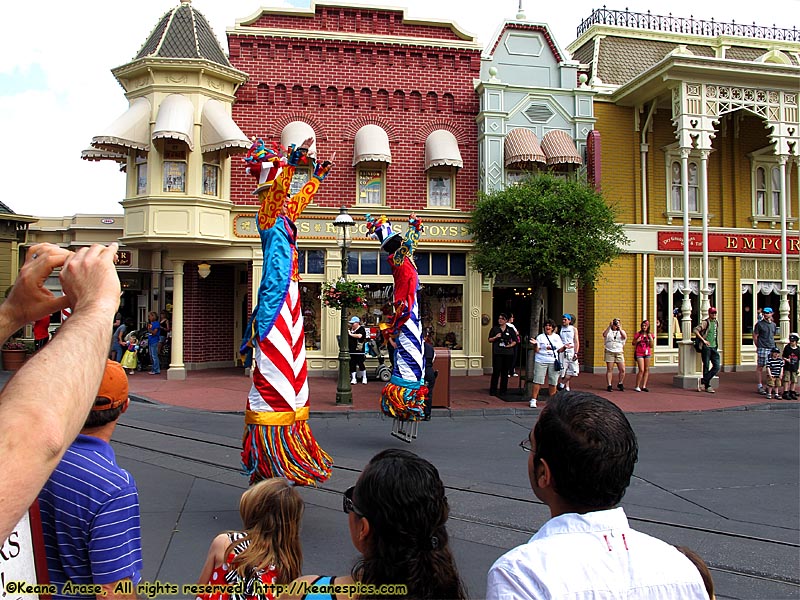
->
[113, 400, 799, 599]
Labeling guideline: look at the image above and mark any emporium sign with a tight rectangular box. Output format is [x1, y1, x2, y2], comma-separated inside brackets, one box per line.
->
[658, 232, 799, 255]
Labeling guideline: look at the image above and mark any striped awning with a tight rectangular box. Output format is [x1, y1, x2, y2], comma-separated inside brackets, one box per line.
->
[353, 124, 391, 166]
[425, 130, 462, 169]
[281, 121, 317, 157]
[90, 97, 151, 154]
[201, 99, 250, 155]
[504, 128, 546, 167]
[541, 130, 582, 166]
[153, 94, 194, 150]
[80, 147, 127, 163]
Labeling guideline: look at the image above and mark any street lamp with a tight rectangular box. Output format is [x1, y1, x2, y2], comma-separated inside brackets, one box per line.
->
[334, 206, 355, 405]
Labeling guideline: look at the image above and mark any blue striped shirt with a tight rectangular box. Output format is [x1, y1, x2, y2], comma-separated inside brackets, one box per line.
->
[38, 434, 143, 598]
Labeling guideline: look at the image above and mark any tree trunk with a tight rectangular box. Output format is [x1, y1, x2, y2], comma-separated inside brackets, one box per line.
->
[525, 281, 545, 399]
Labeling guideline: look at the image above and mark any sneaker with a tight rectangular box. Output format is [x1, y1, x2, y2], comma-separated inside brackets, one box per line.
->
[617, 383, 624, 391]
[529, 399, 538, 408]
[697, 380, 703, 393]
[642, 387, 649, 392]
[758, 387, 767, 395]
[607, 385, 613, 392]
[511, 372, 519, 377]
[766, 393, 772, 399]
[634, 386, 642, 392]
[557, 383, 565, 391]
[705, 387, 716, 394]
[565, 386, 571, 392]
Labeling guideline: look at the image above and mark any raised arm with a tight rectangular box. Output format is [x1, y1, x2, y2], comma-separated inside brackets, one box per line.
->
[0, 243, 120, 542]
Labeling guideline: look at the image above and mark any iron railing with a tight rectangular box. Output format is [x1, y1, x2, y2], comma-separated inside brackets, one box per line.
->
[577, 6, 799, 42]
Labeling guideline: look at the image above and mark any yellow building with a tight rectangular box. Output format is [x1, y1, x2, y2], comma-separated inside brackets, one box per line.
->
[569, 9, 799, 381]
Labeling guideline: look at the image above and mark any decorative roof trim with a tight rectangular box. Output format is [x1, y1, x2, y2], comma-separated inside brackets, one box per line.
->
[541, 130, 582, 165]
[153, 94, 195, 150]
[90, 97, 151, 153]
[201, 99, 250, 154]
[425, 130, 462, 169]
[353, 124, 391, 165]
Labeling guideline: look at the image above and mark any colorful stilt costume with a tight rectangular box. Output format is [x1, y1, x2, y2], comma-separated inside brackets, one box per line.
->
[240, 138, 333, 485]
[365, 214, 427, 443]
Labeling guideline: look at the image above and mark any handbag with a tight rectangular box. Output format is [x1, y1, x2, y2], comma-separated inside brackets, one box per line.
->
[546, 335, 562, 372]
[693, 337, 705, 353]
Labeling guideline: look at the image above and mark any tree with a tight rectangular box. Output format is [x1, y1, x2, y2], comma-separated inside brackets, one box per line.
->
[469, 174, 628, 395]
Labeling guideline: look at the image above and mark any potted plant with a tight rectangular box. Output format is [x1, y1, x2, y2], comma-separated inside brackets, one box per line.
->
[2, 339, 30, 371]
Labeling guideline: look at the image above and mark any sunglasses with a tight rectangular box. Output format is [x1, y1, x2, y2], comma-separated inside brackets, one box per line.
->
[519, 438, 532, 452]
[342, 486, 364, 517]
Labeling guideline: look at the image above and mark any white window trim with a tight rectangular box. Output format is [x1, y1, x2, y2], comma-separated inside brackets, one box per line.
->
[663, 146, 702, 224]
[748, 147, 796, 228]
[356, 163, 386, 206]
[427, 168, 456, 208]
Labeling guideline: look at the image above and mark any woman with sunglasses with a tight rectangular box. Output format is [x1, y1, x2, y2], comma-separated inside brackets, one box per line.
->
[289, 449, 466, 599]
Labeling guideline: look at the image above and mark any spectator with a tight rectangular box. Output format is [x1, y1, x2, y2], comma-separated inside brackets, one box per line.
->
[157, 310, 170, 359]
[676, 547, 716, 600]
[694, 308, 721, 393]
[672, 308, 682, 349]
[197, 479, 303, 599]
[33, 314, 51, 351]
[288, 449, 466, 599]
[423, 334, 437, 421]
[486, 392, 708, 599]
[38, 359, 142, 598]
[753, 307, 777, 394]
[633, 319, 654, 392]
[0, 242, 120, 542]
[147, 311, 161, 375]
[765, 347, 784, 400]
[111, 317, 128, 362]
[603, 318, 627, 392]
[557, 313, 579, 392]
[348, 315, 368, 385]
[488, 313, 516, 397]
[782, 333, 799, 400]
[507, 313, 521, 377]
[529, 319, 560, 409]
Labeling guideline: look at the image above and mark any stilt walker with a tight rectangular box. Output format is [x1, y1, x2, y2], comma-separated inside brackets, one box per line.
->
[240, 137, 334, 485]
[365, 214, 427, 442]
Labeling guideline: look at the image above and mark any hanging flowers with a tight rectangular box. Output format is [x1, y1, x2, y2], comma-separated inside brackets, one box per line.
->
[321, 279, 368, 310]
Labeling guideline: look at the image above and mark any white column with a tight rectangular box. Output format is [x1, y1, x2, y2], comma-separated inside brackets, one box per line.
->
[699, 150, 711, 318]
[778, 156, 790, 343]
[675, 147, 698, 386]
[167, 260, 186, 381]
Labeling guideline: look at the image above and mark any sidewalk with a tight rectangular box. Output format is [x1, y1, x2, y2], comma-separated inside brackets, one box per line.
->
[125, 367, 796, 414]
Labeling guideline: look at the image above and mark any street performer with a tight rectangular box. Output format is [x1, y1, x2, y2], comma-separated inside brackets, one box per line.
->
[365, 213, 427, 442]
[240, 136, 333, 485]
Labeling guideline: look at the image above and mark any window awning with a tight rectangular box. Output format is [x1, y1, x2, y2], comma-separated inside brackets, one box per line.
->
[80, 147, 127, 164]
[425, 130, 462, 170]
[353, 124, 391, 166]
[281, 121, 317, 157]
[90, 97, 151, 154]
[152, 94, 194, 150]
[541, 130, 582, 166]
[504, 128, 545, 167]
[201, 99, 250, 155]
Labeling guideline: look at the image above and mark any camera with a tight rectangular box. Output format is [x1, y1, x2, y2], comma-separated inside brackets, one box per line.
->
[612, 319, 620, 327]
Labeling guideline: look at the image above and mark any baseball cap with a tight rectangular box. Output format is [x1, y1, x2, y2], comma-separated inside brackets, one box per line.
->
[349, 316, 361, 324]
[790, 333, 799, 342]
[763, 307, 774, 314]
[94, 359, 129, 411]
[770, 347, 781, 354]
[673, 308, 681, 316]
[708, 307, 717, 314]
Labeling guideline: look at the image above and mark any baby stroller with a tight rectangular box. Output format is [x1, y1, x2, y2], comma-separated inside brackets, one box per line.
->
[131, 327, 152, 372]
[372, 337, 392, 382]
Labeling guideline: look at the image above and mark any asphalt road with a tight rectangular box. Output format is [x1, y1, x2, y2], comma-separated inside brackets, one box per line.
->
[109, 401, 800, 599]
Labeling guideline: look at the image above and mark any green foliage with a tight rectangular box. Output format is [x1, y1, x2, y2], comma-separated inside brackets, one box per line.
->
[321, 279, 368, 310]
[469, 174, 628, 288]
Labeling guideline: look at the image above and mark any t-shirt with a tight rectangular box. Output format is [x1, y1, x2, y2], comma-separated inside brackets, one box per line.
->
[559, 325, 576, 358]
[754, 319, 776, 349]
[784, 345, 800, 373]
[38, 435, 142, 597]
[148, 320, 161, 344]
[489, 325, 516, 356]
[33, 316, 51, 340]
[604, 329, 625, 353]
[633, 332, 653, 357]
[533, 333, 558, 364]
[348, 326, 367, 354]
[766, 356, 784, 378]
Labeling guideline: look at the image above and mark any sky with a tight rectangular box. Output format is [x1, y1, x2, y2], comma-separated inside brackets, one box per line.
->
[0, 0, 796, 216]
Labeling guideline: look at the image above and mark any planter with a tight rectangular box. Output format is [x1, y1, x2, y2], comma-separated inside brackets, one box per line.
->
[2, 348, 28, 371]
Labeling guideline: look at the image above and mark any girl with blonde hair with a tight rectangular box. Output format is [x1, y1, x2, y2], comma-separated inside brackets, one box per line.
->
[197, 478, 304, 599]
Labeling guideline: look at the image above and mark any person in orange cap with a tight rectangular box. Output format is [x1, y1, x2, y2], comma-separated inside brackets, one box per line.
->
[39, 360, 143, 598]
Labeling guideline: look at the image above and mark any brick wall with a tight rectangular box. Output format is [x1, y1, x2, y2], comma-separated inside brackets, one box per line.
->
[228, 8, 481, 213]
[183, 263, 236, 364]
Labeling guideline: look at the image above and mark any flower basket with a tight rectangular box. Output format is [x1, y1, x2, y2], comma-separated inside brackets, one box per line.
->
[321, 279, 368, 311]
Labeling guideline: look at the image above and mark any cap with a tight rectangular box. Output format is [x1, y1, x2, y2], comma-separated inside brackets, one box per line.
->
[673, 308, 681, 316]
[94, 359, 129, 411]
[763, 307, 774, 314]
[349, 316, 361, 324]
[789, 333, 799, 342]
[770, 347, 781, 354]
[708, 307, 717, 314]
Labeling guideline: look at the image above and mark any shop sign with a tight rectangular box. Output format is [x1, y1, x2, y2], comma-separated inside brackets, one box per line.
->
[658, 232, 799, 255]
[116, 250, 132, 266]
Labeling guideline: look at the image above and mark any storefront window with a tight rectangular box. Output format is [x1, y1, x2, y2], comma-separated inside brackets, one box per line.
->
[136, 161, 147, 195]
[203, 164, 219, 196]
[741, 282, 798, 345]
[300, 283, 322, 351]
[297, 249, 325, 275]
[163, 161, 186, 193]
[655, 280, 716, 348]
[428, 171, 454, 207]
[357, 167, 384, 205]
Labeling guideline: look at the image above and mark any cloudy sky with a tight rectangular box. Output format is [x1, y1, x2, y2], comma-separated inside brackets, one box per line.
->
[0, 0, 795, 216]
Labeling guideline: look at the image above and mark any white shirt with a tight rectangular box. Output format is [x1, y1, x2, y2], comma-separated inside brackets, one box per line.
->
[486, 507, 709, 600]
[604, 329, 625, 353]
[559, 325, 576, 359]
[533, 333, 558, 364]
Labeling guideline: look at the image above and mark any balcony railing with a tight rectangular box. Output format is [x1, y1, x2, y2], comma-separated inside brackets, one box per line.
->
[577, 6, 799, 42]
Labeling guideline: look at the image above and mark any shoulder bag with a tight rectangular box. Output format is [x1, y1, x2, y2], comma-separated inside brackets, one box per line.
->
[546, 335, 562, 372]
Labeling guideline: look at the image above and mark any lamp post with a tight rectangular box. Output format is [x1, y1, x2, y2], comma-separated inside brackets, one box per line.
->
[334, 206, 355, 405]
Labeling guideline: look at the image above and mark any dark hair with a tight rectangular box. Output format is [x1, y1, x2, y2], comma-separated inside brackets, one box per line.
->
[498, 313, 508, 320]
[83, 404, 124, 429]
[533, 392, 638, 510]
[543, 318, 556, 329]
[352, 449, 466, 599]
[675, 546, 714, 599]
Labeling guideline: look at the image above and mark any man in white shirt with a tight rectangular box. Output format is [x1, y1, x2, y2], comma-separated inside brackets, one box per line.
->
[486, 392, 709, 600]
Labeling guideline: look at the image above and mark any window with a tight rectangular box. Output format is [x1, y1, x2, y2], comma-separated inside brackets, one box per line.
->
[741, 282, 798, 346]
[428, 170, 455, 207]
[297, 249, 325, 275]
[357, 166, 385, 205]
[669, 160, 698, 213]
[749, 149, 794, 223]
[299, 283, 322, 351]
[290, 168, 310, 197]
[136, 161, 148, 195]
[203, 164, 219, 196]
[654, 280, 716, 347]
[163, 160, 186, 193]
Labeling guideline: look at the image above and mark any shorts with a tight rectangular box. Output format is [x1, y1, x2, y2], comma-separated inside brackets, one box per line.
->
[604, 350, 625, 364]
[533, 361, 559, 386]
[561, 356, 579, 377]
[634, 354, 651, 360]
[757, 347, 772, 367]
[767, 375, 782, 387]
[783, 371, 798, 384]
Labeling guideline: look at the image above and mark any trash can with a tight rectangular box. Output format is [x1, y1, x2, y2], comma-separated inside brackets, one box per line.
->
[431, 347, 451, 408]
